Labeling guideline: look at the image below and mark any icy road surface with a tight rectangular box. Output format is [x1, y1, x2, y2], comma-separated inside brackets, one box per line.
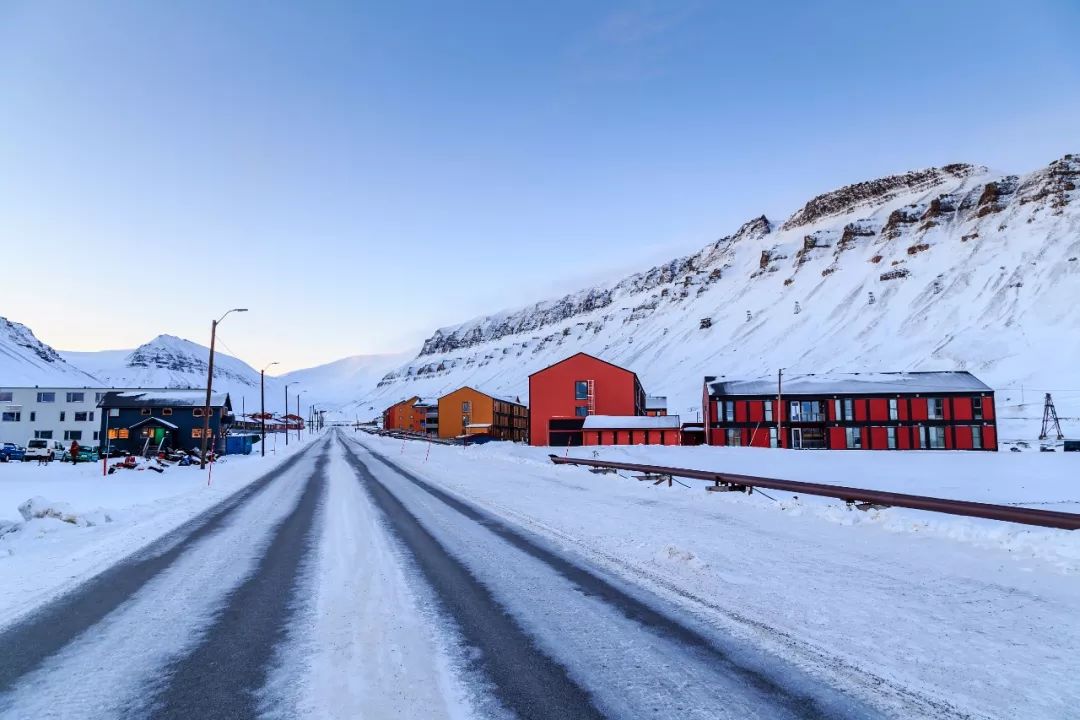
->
[0, 429, 1073, 719]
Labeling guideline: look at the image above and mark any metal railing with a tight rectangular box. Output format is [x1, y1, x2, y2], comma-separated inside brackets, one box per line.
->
[549, 455, 1080, 531]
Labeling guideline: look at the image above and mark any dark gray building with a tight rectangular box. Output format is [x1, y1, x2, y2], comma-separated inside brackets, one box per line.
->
[98, 389, 233, 456]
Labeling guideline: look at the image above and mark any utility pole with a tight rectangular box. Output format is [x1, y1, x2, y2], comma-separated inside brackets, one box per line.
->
[1040, 393, 1065, 441]
[777, 368, 784, 449]
[260, 361, 278, 457]
[284, 382, 297, 446]
[296, 390, 306, 443]
[201, 308, 248, 469]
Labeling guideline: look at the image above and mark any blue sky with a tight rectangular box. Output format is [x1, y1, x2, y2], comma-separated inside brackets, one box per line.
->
[2, 0, 1078, 371]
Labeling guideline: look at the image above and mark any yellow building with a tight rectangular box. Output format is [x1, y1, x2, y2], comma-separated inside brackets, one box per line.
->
[437, 387, 527, 442]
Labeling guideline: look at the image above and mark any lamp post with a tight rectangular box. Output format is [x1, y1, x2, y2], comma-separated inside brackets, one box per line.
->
[284, 382, 298, 446]
[296, 390, 307, 443]
[200, 308, 248, 469]
[260, 361, 279, 458]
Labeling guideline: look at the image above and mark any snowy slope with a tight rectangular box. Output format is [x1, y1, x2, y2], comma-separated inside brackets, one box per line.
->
[279, 352, 412, 417]
[0, 317, 102, 386]
[365, 155, 1080, 438]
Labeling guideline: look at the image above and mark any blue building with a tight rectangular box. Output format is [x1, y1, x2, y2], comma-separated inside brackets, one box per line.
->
[97, 389, 233, 456]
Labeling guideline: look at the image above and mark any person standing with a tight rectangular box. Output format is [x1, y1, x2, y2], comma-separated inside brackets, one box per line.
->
[70, 439, 80, 465]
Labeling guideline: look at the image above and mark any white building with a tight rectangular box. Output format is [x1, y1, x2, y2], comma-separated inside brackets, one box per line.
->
[1, 386, 144, 448]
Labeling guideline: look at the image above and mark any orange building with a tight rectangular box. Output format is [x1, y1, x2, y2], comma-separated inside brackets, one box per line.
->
[437, 387, 528, 442]
[382, 396, 425, 433]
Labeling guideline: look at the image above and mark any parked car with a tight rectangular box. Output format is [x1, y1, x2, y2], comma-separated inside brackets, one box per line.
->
[101, 446, 128, 458]
[24, 439, 57, 462]
[0, 443, 26, 462]
[60, 446, 101, 462]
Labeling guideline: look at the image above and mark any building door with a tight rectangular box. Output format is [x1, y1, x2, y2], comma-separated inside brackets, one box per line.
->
[791, 427, 804, 449]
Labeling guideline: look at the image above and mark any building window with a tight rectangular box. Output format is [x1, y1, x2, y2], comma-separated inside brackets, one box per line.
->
[95, 392, 107, 402]
[888, 398, 898, 421]
[763, 400, 773, 422]
[37, 392, 56, 403]
[845, 427, 862, 449]
[462, 401, 471, 413]
[64, 430, 83, 441]
[769, 427, 778, 448]
[972, 426, 983, 449]
[928, 426, 945, 449]
[193, 408, 204, 417]
[192, 428, 204, 438]
[919, 425, 928, 448]
[726, 428, 741, 446]
[2, 411, 21, 422]
[0, 391, 12, 402]
[59, 411, 66, 421]
[93, 431, 99, 441]
[790, 401, 823, 422]
[928, 398, 944, 420]
[119, 428, 129, 439]
[972, 397, 983, 420]
[724, 401, 735, 422]
[574, 381, 589, 400]
[141, 408, 152, 416]
[34, 430, 53, 439]
[162, 408, 173, 416]
[574, 406, 589, 417]
[74, 411, 89, 422]
[844, 398, 854, 421]
[887, 426, 897, 449]
[66, 392, 85, 403]
[29, 411, 36, 422]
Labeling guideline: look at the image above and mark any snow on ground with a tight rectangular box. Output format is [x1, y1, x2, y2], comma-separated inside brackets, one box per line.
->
[0, 433, 323, 629]
[353, 432, 1080, 719]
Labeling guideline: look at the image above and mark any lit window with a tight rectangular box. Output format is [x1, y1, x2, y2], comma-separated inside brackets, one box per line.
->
[118, 429, 129, 439]
[108, 428, 119, 440]
[192, 428, 203, 438]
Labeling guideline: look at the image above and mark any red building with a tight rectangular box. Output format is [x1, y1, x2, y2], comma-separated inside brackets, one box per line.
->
[382, 396, 425, 433]
[528, 352, 648, 446]
[581, 415, 682, 446]
[704, 372, 997, 451]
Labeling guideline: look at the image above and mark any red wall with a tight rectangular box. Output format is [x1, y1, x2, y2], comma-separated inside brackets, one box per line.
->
[529, 354, 639, 445]
[869, 399, 887, 422]
[910, 398, 928, 421]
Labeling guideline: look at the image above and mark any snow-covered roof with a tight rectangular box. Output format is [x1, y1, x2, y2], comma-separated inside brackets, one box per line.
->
[127, 416, 180, 430]
[707, 371, 992, 397]
[645, 395, 667, 410]
[413, 397, 437, 407]
[102, 389, 231, 407]
[582, 415, 682, 430]
[465, 423, 492, 429]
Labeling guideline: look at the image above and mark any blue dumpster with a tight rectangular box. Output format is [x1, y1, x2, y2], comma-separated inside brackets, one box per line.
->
[225, 434, 255, 456]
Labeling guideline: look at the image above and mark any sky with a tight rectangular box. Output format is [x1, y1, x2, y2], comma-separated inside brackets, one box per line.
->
[2, 0, 1079, 372]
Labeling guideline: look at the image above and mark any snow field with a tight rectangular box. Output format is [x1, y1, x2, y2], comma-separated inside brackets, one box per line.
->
[0, 442, 326, 719]
[258, 439, 479, 720]
[0, 433, 324, 629]
[355, 433, 1080, 719]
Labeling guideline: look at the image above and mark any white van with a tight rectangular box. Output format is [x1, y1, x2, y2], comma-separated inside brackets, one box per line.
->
[25, 439, 61, 461]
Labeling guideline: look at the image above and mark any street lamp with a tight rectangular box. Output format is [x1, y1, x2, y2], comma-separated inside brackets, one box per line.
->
[260, 361, 279, 457]
[296, 390, 307, 442]
[201, 308, 248, 469]
[284, 382, 298, 446]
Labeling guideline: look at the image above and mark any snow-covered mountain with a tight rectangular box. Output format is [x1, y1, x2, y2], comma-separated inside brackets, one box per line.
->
[365, 155, 1080, 438]
[0, 317, 102, 386]
[279, 352, 412, 419]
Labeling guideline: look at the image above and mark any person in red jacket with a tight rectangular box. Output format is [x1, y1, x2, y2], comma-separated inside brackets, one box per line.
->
[70, 440, 80, 465]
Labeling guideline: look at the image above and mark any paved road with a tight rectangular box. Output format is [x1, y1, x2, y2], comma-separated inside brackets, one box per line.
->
[0, 430, 879, 719]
